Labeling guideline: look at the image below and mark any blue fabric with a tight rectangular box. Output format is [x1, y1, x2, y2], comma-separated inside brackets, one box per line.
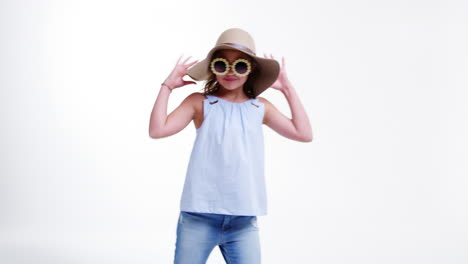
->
[180, 94, 267, 216]
[174, 211, 261, 264]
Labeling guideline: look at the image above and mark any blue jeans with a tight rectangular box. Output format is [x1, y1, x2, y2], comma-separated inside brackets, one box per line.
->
[173, 211, 261, 264]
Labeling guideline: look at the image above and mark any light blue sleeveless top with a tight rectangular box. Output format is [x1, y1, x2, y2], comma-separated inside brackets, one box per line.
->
[180, 94, 267, 216]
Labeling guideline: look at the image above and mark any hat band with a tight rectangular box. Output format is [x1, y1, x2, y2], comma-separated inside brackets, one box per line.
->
[222, 42, 256, 55]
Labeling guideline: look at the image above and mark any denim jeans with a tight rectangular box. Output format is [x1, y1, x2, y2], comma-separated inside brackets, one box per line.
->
[173, 211, 261, 264]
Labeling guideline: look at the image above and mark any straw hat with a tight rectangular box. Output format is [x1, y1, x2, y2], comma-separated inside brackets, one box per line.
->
[187, 28, 280, 97]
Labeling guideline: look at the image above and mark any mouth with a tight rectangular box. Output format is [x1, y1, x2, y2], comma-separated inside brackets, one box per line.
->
[224, 77, 237, 82]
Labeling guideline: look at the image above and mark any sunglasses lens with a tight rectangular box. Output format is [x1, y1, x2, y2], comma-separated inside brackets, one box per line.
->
[213, 60, 227, 73]
[235, 61, 248, 74]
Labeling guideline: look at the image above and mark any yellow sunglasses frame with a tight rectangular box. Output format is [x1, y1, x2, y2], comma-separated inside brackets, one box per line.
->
[210, 57, 252, 77]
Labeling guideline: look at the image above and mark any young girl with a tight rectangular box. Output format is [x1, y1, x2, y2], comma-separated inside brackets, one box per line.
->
[149, 28, 312, 264]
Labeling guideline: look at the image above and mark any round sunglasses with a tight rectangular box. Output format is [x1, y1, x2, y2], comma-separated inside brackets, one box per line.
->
[210, 57, 252, 77]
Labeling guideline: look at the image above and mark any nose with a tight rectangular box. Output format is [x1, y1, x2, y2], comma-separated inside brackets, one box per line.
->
[226, 66, 235, 75]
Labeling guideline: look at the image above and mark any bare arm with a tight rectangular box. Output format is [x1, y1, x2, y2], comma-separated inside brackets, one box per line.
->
[259, 54, 313, 142]
[259, 82, 313, 142]
[282, 82, 313, 142]
[149, 87, 197, 138]
[148, 55, 198, 138]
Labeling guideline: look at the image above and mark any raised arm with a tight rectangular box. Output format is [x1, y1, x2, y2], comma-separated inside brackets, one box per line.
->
[149, 55, 198, 138]
[258, 54, 313, 142]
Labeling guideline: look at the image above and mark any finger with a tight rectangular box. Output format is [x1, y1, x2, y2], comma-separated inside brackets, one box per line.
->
[176, 54, 183, 65]
[282, 56, 285, 68]
[186, 59, 199, 68]
[270, 53, 274, 60]
[176, 54, 184, 66]
[183, 80, 197, 86]
[182, 56, 192, 64]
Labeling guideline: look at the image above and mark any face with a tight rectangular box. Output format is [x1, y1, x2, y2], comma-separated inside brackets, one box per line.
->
[212, 49, 255, 91]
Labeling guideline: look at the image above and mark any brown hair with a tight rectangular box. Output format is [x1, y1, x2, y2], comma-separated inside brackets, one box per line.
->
[200, 50, 260, 99]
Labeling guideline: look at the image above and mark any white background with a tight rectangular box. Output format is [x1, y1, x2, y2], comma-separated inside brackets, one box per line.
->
[1, 0, 467, 263]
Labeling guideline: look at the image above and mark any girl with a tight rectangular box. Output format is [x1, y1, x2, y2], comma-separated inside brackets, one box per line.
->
[149, 28, 312, 264]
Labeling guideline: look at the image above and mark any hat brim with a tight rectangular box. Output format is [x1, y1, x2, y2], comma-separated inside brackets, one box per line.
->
[187, 45, 280, 97]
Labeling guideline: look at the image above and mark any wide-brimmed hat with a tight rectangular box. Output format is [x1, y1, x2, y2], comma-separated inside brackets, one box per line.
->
[187, 28, 280, 97]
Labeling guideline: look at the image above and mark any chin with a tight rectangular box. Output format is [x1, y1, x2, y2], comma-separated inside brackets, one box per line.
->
[220, 83, 238, 90]
[219, 80, 246, 90]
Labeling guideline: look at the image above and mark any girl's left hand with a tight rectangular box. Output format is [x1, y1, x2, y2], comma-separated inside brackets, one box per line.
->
[264, 54, 291, 92]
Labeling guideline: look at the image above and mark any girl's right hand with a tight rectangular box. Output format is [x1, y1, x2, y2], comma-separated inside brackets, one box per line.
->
[163, 55, 199, 91]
